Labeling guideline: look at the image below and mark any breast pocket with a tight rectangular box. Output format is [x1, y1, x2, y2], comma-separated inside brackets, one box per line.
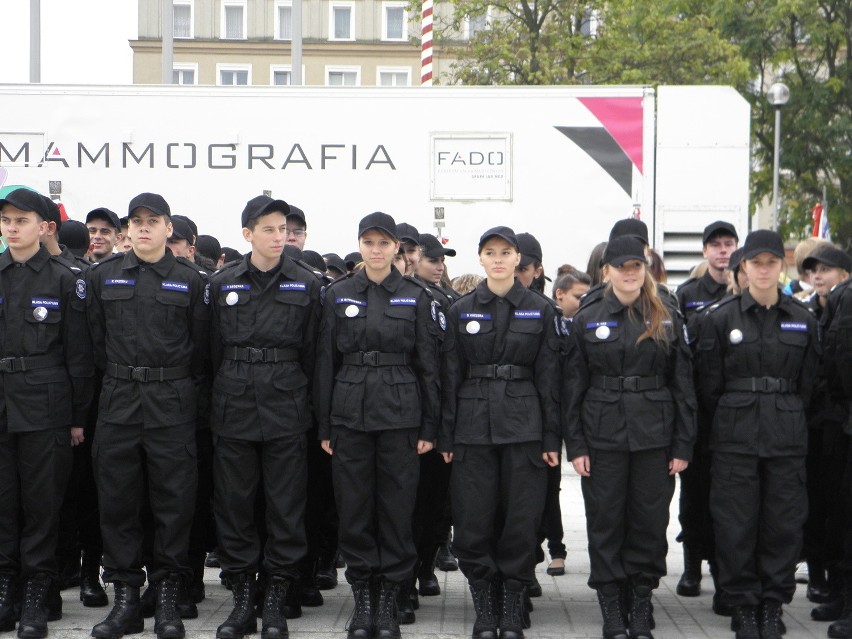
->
[507, 318, 543, 353]
[155, 291, 191, 341]
[24, 307, 62, 351]
[217, 288, 252, 341]
[100, 285, 136, 328]
[583, 325, 621, 350]
[275, 291, 311, 331]
[777, 329, 808, 372]
[384, 306, 417, 347]
[334, 304, 366, 350]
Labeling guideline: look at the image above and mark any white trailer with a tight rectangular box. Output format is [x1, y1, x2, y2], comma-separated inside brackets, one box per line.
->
[0, 84, 750, 283]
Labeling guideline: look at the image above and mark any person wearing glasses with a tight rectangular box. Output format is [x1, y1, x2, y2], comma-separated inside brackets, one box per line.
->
[285, 205, 308, 251]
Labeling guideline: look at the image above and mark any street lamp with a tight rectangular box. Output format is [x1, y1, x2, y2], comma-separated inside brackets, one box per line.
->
[767, 82, 790, 232]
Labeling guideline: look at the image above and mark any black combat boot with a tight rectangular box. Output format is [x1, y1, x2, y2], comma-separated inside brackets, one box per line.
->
[346, 582, 373, 639]
[628, 578, 654, 639]
[596, 583, 627, 639]
[709, 561, 733, 617]
[813, 569, 844, 621]
[0, 573, 16, 632]
[498, 580, 527, 639]
[731, 606, 760, 639]
[176, 578, 197, 620]
[808, 560, 831, 603]
[469, 579, 498, 639]
[314, 553, 338, 591]
[260, 576, 289, 639]
[91, 582, 144, 639]
[395, 580, 414, 625]
[154, 575, 185, 639]
[17, 574, 51, 639]
[828, 572, 852, 639]
[80, 551, 109, 608]
[374, 581, 400, 639]
[140, 583, 156, 619]
[759, 600, 785, 639]
[299, 569, 323, 608]
[676, 544, 702, 597]
[417, 548, 440, 596]
[216, 574, 257, 639]
[435, 541, 458, 572]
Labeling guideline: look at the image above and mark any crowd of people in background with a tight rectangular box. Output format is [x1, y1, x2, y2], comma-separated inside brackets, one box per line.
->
[0, 186, 851, 639]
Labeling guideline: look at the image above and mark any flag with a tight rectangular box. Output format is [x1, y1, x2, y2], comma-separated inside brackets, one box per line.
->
[631, 206, 641, 220]
[812, 202, 830, 240]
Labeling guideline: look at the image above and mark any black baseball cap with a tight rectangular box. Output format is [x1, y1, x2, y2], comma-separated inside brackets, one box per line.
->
[359, 212, 398, 239]
[609, 218, 649, 246]
[703, 221, 739, 245]
[283, 244, 304, 261]
[169, 217, 193, 242]
[302, 250, 327, 272]
[196, 235, 222, 262]
[222, 247, 243, 264]
[603, 235, 648, 267]
[87, 207, 122, 232]
[396, 223, 421, 245]
[172, 215, 197, 244]
[478, 226, 519, 251]
[287, 204, 306, 227]
[344, 251, 362, 269]
[803, 246, 852, 273]
[516, 232, 543, 267]
[323, 253, 348, 274]
[41, 196, 62, 229]
[128, 193, 170, 218]
[58, 220, 90, 257]
[419, 233, 456, 258]
[728, 248, 744, 273]
[241, 195, 289, 228]
[0, 188, 51, 221]
[741, 229, 785, 261]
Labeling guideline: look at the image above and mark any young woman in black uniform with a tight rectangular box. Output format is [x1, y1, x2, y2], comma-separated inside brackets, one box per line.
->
[439, 226, 560, 639]
[564, 235, 696, 639]
[314, 212, 441, 639]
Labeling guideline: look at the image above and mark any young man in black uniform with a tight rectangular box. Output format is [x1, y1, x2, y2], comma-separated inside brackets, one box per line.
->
[86, 192, 210, 639]
[674, 221, 738, 604]
[209, 195, 322, 639]
[0, 188, 95, 638]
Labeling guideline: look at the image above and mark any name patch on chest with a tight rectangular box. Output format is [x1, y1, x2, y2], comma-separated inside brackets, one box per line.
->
[31, 297, 59, 309]
[780, 322, 808, 332]
[514, 310, 541, 319]
[161, 281, 189, 292]
[105, 279, 135, 286]
[586, 321, 618, 330]
[222, 283, 250, 292]
[390, 297, 417, 306]
[336, 297, 366, 306]
[460, 312, 491, 320]
[685, 300, 710, 308]
[279, 282, 307, 291]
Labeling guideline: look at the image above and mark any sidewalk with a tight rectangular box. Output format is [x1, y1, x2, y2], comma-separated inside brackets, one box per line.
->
[42, 467, 826, 639]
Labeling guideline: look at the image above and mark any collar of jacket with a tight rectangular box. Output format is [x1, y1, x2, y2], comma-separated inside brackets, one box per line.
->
[353, 266, 404, 294]
[233, 252, 303, 281]
[474, 278, 527, 307]
[0, 243, 51, 273]
[121, 247, 176, 277]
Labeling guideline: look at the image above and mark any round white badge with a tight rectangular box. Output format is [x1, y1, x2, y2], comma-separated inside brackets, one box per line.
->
[226, 291, 239, 306]
[345, 304, 360, 318]
[466, 320, 481, 334]
[729, 329, 743, 345]
[595, 325, 611, 339]
[33, 306, 48, 322]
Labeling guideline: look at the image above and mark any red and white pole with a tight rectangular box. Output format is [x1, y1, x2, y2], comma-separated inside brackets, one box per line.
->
[420, 0, 433, 86]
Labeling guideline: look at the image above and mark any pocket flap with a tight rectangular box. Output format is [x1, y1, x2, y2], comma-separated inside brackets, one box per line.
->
[155, 291, 191, 307]
[213, 374, 246, 395]
[718, 392, 756, 408]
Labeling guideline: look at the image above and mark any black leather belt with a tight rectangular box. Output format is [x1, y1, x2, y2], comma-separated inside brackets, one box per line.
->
[106, 363, 191, 383]
[726, 377, 797, 393]
[0, 354, 65, 374]
[467, 364, 533, 381]
[224, 347, 299, 363]
[590, 375, 665, 392]
[343, 351, 409, 367]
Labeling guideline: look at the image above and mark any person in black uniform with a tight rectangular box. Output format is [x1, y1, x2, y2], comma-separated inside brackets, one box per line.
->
[694, 229, 819, 639]
[564, 235, 695, 639]
[86, 192, 210, 639]
[0, 189, 95, 639]
[315, 212, 441, 639]
[209, 195, 322, 639]
[439, 226, 560, 639]
[673, 221, 738, 605]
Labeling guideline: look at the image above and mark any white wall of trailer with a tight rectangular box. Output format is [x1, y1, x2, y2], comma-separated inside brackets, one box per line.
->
[0, 84, 748, 282]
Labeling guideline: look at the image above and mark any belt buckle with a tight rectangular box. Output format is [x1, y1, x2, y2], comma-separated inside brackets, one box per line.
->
[131, 366, 150, 382]
[764, 378, 781, 393]
[361, 351, 379, 366]
[0, 358, 14, 373]
[247, 347, 265, 363]
[621, 376, 640, 391]
[495, 365, 513, 380]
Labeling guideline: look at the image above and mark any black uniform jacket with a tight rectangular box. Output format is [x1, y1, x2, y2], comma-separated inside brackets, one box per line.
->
[563, 290, 696, 462]
[86, 249, 210, 427]
[694, 288, 820, 457]
[822, 278, 852, 434]
[439, 279, 561, 454]
[314, 268, 441, 442]
[676, 271, 728, 344]
[209, 254, 322, 440]
[0, 246, 94, 432]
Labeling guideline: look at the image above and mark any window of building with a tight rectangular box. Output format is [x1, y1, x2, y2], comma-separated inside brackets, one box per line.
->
[382, 3, 407, 41]
[377, 67, 410, 86]
[275, 1, 292, 40]
[465, 8, 490, 39]
[222, 1, 246, 39]
[217, 64, 251, 85]
[173, 1, 193, 38]
[326, 66, 360, 86]
[270, 64, 306, 85]
[329, 4, 353, 41]
[580, 7, 599, 37]
[172, 64, 198, 85]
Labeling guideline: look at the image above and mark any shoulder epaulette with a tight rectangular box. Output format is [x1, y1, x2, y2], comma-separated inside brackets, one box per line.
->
[403, 275, 436, 300]
[530, 286, 561, 313]
[89, 252, 124, 269]
[175, 255, 207, 276]
[676, 277, 698, 291]
[319, 271, 354, 305]
[50, 254, 83, 274]
[705, 294, 740, 314]
[292, 258, 326, 281]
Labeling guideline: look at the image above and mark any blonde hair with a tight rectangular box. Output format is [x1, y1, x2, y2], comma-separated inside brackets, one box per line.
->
[603, 267, 671, 345]
[452, 273, 484, 295]
[794, 237, 831, 275]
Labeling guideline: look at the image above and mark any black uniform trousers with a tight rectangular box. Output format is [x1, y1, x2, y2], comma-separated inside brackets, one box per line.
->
[582, 447, 674, 589]
[0, 429, 72, 579]
[94, 421, 197, 587]
[188, 428, 216, 578]
[710, 452, 807, 606]
[536, 459, 567, 563]
[303, 427, 338, 575]
[451, 441, 546, 585]
[412, 449, 452, 573]
[331, 426, 419, 585]
[213, 433, 307, 579]
[804, 422, 848, 565]
[676, 416, 715, 559]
